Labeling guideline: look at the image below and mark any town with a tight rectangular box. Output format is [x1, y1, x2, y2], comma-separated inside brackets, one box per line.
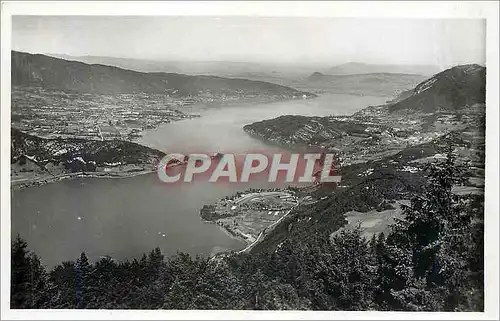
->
[11, 86, 198, 141]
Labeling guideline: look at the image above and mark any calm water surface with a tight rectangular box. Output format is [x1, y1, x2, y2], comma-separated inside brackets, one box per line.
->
[11, 94, 388, 268]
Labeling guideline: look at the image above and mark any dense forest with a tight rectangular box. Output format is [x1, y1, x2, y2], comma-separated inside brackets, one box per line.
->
[11, 150, 483, 310]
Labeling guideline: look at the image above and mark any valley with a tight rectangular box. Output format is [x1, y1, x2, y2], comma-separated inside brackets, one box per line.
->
[6, 13, 490, 312]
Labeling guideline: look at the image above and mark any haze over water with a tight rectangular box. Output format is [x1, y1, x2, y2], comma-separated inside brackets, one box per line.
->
[11, 94, 388, 268]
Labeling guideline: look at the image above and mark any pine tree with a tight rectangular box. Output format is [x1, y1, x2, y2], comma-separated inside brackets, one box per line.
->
[325, 228, 377, 310]
[387, 146, 481, 311]
[11, 235, 49, 308]
[11, 235, 31, 308]
[76, 252, 92, 308]
[49, 261, 77, 308]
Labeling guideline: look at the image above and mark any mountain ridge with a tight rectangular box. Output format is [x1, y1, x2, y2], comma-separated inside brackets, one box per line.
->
[388, 64, 486, 113]
[326, 62, 441, 76]
[11, 51, 314, 99]
[243, 64, 486, 154]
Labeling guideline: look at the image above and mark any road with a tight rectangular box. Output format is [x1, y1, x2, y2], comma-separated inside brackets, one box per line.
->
[208, 194, 313, 262]
[97, 125, 104, 141]
[233, 191, 293, 205]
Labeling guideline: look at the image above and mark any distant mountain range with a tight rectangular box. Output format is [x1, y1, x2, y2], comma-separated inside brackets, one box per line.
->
[46, 53, 317, 79]
[297, 72, 428, 97]
[11, 51, 313, 99]
[244, 64, 486, 150]
[326, 62, 441, 76]
[49, 54, 184, 73]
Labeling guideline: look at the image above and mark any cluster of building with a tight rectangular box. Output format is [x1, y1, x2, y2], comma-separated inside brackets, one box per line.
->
[11, 86, 196, 141]
[333, 105, 485, 166]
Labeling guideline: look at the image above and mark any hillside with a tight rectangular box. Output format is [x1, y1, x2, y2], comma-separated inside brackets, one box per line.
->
[244, 115, 370, 148]
[11, 51, 314, 99]
[326, 62, 440, 76]
[388, 64, 486, 113]
[250, 130, 484, 255]
[11, 128, 165, 188]
[11, 128, 164, 166]
[10, 127, 484, 311]
[39, 54, 431, 98]
[244, 65, 486, 157]
[241, 64, 486, 254]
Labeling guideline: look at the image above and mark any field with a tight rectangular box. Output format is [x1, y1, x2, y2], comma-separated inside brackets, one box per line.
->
[202, 191, 298, 243]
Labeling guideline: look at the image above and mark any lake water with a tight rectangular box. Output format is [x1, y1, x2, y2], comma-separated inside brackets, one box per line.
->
[11, 94, 389, 268]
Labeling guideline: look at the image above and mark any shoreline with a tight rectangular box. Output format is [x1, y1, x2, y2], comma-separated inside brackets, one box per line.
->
[11, 169, 156, 191]
[173, 95, 321, 120]
[12, 95, 314, 191]
[201, 217, 253, 246]
[207, 204, 298, 261]
[201, 190, 301, 257]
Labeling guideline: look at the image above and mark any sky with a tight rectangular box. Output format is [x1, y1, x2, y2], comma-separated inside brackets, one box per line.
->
[12, 16, 486, 67]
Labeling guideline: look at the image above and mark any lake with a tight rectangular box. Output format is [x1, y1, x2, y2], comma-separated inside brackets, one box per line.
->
[11, 93, 389, 268]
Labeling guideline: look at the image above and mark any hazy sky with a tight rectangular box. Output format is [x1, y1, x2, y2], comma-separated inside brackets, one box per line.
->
[12, 16, 485, 67]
